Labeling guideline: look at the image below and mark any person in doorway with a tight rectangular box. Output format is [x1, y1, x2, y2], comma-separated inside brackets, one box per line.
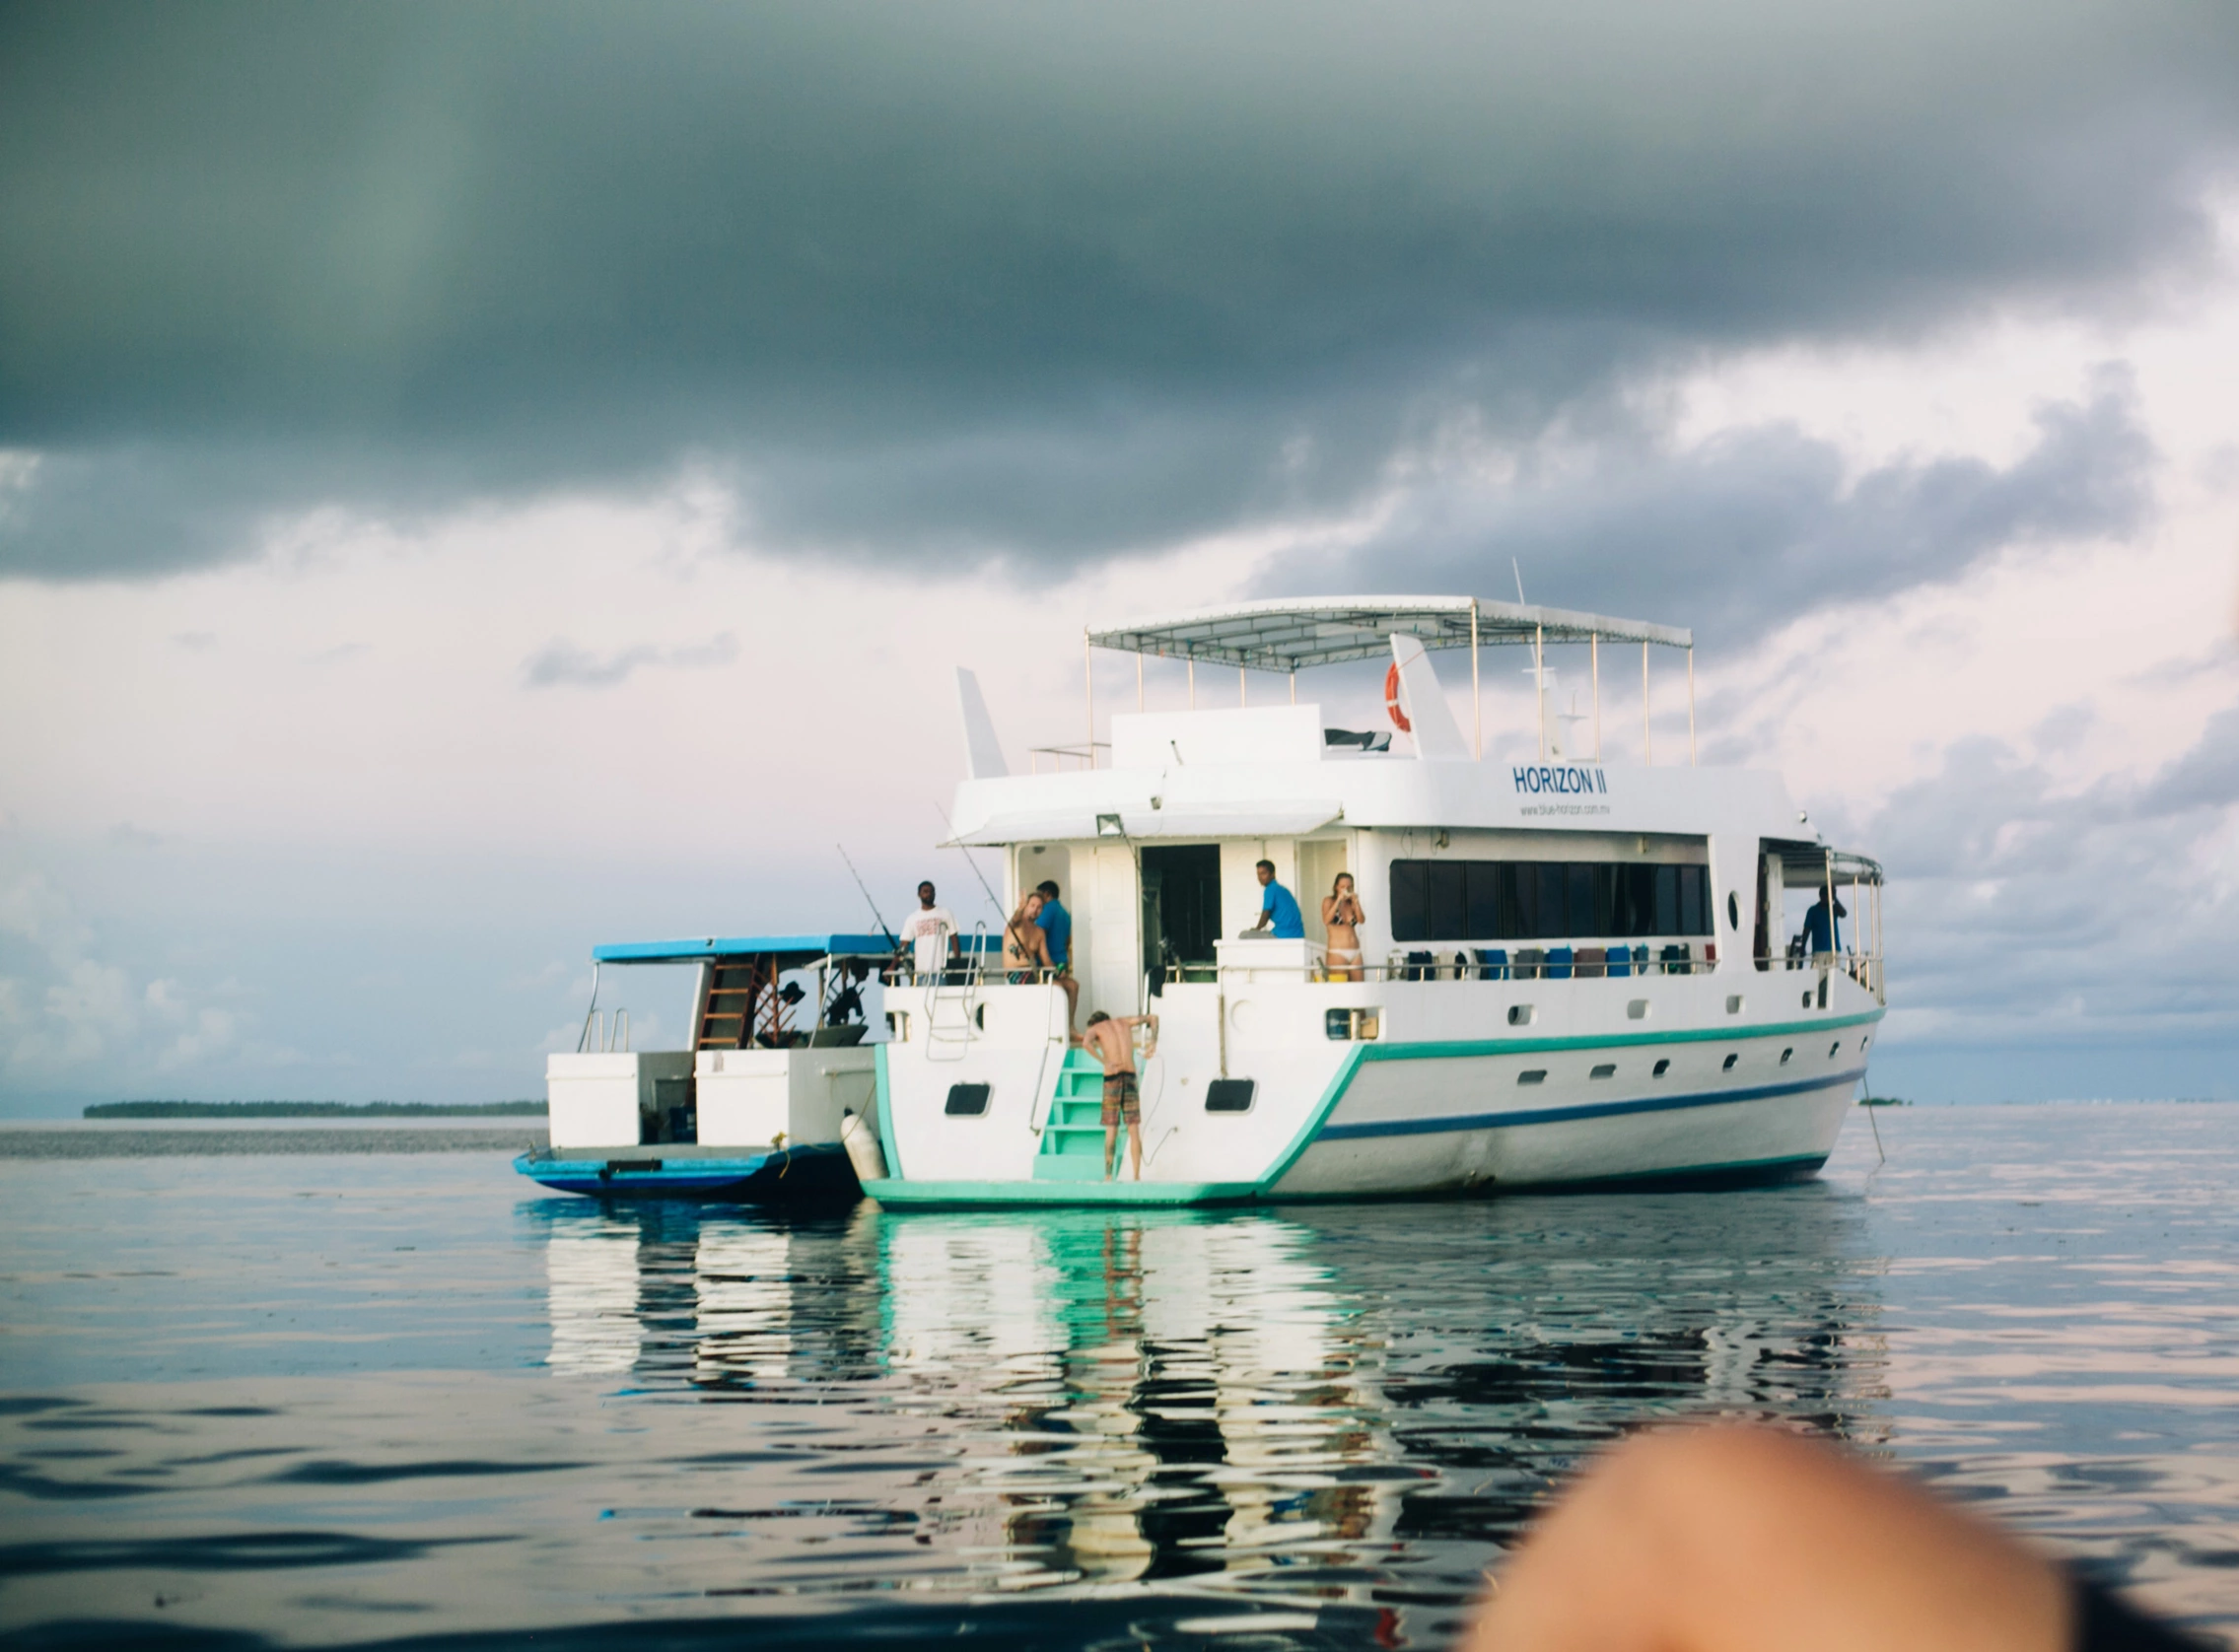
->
[1003, 891, 1055, 984]
[1081, 1008, 1157, 1182]
[898, 882, 957, 982]
[1033, 879, 1082, 1030]
[1247, 860, 1305, 939]
[1802, 887, 1848, 957]
[1321, 871, 1365, 982]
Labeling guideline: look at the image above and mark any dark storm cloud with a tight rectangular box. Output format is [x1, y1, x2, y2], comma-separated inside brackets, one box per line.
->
[2, 0, 2236, 580]
[1306, 367, 2158, 645]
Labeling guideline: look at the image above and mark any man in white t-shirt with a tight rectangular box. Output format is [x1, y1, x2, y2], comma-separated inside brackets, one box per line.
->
[898, 881, 957, 980]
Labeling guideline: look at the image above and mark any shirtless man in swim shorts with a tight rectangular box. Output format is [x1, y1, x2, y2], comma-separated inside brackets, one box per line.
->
[1080, 1008, 1157, 1182]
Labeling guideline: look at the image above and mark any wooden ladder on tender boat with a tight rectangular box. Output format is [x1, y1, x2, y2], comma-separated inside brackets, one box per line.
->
[1033, 1049, 1117, 1181]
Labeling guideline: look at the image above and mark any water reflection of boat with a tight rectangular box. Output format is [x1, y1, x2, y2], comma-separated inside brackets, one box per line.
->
[531, 1187, 1883, 1630]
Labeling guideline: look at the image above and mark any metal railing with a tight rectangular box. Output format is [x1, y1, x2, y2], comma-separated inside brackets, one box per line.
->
[577, 1007, 631, 1053]
[882, 946, 1884, 1001]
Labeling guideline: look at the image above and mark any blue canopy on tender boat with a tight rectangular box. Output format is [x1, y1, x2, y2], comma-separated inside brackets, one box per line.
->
[593, 931, 999, 964]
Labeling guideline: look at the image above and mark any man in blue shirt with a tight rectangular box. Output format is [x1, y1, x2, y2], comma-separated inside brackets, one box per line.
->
[1033, 878, 1080, 1031]
[1249, 860, 1305, 939]
[1801, 888, 1846, 956]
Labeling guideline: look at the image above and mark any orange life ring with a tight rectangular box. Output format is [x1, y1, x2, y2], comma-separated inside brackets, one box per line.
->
[1384, 661, 1411, 733]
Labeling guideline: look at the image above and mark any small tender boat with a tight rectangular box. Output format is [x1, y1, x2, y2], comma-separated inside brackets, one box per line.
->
[517, 933, 905, 1200]
[861, 595, 1886, 1208]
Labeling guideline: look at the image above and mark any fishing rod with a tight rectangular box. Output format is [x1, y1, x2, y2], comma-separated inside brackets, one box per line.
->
[933, 802, 1012, 944]
[836, 843, 902, 954]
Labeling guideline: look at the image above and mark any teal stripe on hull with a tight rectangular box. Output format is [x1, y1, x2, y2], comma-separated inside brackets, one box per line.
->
[862, 1177, 1262, 1208]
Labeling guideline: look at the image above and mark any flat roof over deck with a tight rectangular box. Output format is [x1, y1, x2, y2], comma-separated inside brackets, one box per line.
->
[1087, 595, 1691, 670]
[590, 933, 1011, 965]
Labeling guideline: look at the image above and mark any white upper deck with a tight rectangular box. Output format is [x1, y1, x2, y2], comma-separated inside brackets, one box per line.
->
[948, 595, 1819, 854]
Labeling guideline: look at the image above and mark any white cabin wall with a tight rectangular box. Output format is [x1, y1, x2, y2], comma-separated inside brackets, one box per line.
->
[1082, 841, 1142, 1018]
[1352, 830, 1395, 961]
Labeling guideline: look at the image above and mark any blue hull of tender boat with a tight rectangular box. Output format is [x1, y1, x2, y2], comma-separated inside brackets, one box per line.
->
[514, 1141, 857, 1200]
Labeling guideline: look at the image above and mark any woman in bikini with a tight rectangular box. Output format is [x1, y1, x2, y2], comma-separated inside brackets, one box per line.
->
[1322, 872, 1365, 982]
[1004, 891, 1055, 983]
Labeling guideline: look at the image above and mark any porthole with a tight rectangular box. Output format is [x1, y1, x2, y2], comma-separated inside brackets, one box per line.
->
[1780, 1047, 1793, 1065]
[1507, 1003, 1535, 1027]
[1829, 1041, 1840, 1058]
[1626, 999, 1649, 1020]
[1801, 992, 1812, 1008]
[1725, 995, 1744, 1014]
[944, 1082, 991, 1117]
[1727, 891, 1741, 930]
[1590, 1063, 1616, 1080]
[1721, 1053, 1739, 1071]
[1518, 1069, 1547, 1086]
[1205, 1078, 1256, 1114]
[1652, 1058, 1670, 1077]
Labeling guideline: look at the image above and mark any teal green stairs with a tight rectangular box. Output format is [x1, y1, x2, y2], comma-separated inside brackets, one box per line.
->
[1033, 1049, 1116, 1181]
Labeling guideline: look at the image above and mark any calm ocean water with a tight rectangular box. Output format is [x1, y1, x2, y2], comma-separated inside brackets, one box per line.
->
[2, 1104, 2234, 1650]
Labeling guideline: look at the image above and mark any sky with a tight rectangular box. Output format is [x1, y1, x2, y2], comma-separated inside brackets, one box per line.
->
[4, 0, 2239, 1113]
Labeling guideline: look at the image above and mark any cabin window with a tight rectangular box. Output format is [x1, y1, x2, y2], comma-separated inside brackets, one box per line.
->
[1590, 1063, 1616, 1079]
[1205, 1078, 1256, 1114]
[1325, 1008, 1381, 1041]
[944, 1083, 991, 1117]
[1726, 995, 1744, 1014]
[1652, 1058, 1670, 1077]
[1627, 998, 1649, 1019]
[1780, 1047, 1793, 1065]
[1506, 1003, 1535, 1026]
[1721, 1053, 1739, 1071]
[1829, 1041, 1840, 1058]
[1388, 860, 1711, 942]
[1518, 1069, 1547, 1085]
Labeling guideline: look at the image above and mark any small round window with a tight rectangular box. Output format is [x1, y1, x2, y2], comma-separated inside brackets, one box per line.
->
[1726, 891, 1741, 930]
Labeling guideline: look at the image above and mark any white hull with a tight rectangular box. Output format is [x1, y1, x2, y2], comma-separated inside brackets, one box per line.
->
[871, 965, 1879, 1205]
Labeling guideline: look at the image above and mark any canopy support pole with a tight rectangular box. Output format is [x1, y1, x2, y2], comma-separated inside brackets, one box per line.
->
[1470, 598, 1482, 759]
[1188, 659, 1195, 710]
[1137, 654, 1144, 712]
[1239, 666, 1246, 707]
[1290, 669, 1296, 705]
[1687, 646, 1698, 767]
[1591, 633, 1601, 761]
[1084, 634, 1094, 770]
[1642, 642, 1652, 765]
[1534, 621, 1546, 759]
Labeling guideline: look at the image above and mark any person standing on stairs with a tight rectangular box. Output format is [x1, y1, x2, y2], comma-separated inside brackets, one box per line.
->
[1081, 1008, 1157, 1183]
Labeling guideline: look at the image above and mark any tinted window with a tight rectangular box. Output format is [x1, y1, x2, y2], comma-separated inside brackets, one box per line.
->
[1389, 859, 1714, 941]
[944, 1083, 991, 1117]
[1205, 1078, 1256, 1113]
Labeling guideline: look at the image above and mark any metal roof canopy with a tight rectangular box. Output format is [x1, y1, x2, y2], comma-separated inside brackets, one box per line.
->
[593, 933, 1004, 965]
[594, 933, 896, 965]
[1087, 596, 1691, 671]
[1764, 843, 1886, 886]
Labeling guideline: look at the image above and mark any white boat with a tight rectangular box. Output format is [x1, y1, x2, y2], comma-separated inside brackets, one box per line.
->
[864, 595, 1884, 1207]
[519, 933, 908, 1200]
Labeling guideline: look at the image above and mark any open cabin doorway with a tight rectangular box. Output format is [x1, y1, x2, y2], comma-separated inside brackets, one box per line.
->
[1140, 843, 1221, 992]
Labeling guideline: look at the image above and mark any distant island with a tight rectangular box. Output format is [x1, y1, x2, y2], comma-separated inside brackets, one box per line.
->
[1857, 1095, 1910, 1108]
[85, 1100, 547, 1119]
